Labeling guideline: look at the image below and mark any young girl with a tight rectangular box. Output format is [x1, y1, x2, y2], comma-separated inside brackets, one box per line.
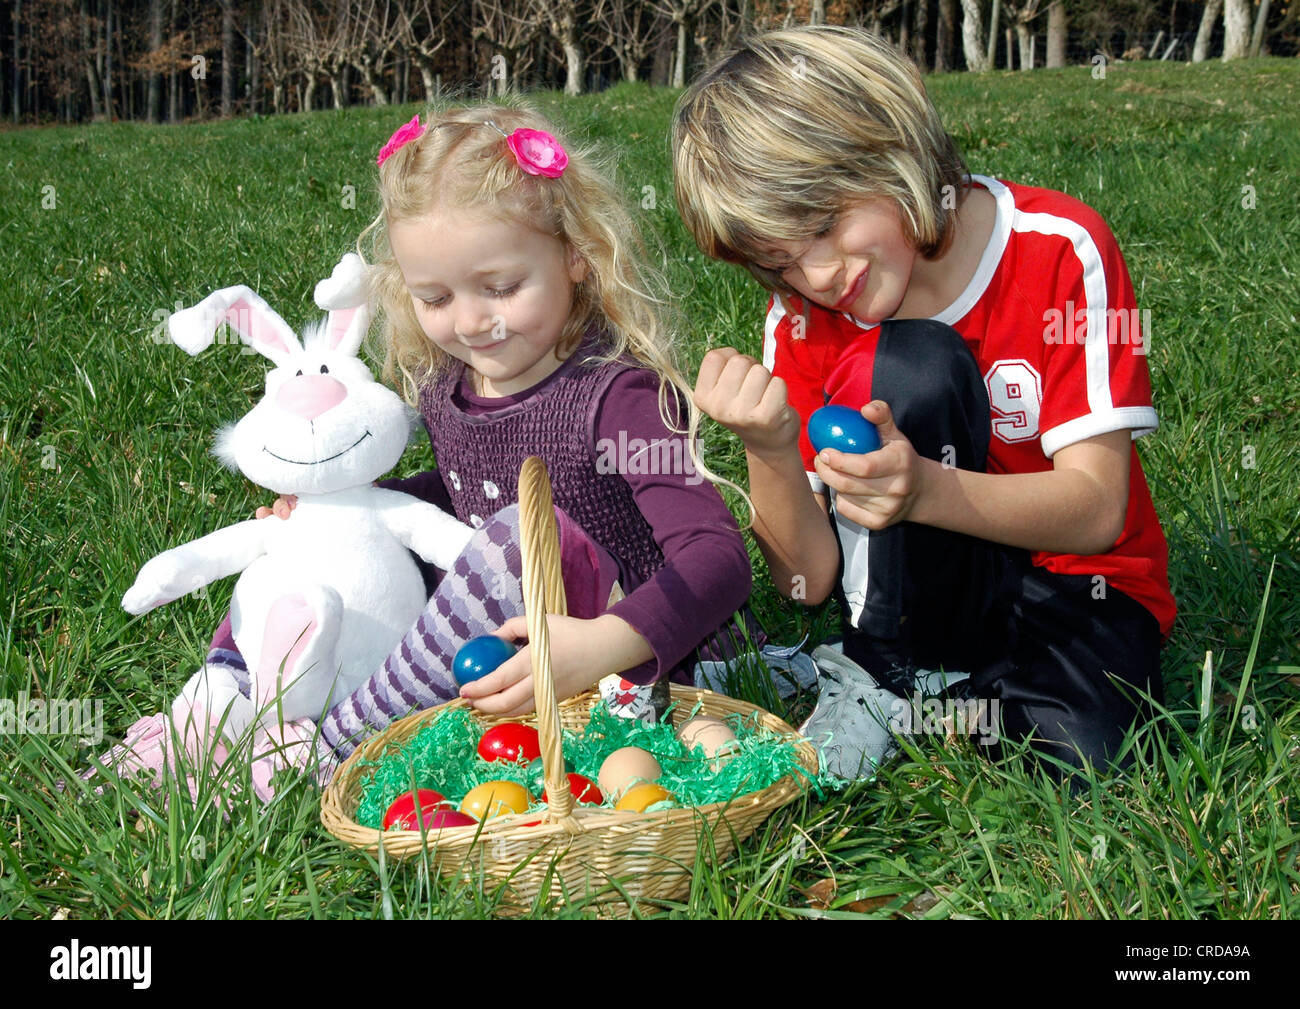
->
[95, 101, 754, 797]
[673, 26, 1175, 781]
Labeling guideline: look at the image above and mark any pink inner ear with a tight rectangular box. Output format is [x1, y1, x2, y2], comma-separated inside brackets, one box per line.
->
[328, 306, 359, 350]
[226, 297, 294, 357]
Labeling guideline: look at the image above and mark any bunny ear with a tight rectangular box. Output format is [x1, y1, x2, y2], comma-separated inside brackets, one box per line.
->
[168, 285, 302, 365]
[314, 253, 370, 310]
[313, 253, 373, 359]
[320, 302, 372, 359]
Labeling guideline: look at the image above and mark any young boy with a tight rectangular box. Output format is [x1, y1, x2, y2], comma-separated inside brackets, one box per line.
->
[673, 25, 1174, 780]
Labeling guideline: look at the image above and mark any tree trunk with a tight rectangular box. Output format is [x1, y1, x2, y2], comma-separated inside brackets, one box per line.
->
[1193, 0, 1223, 62]
[565, 43, 583, 95]
[1016, 21, 1031, 68]
[116, 7, 130, 118]
[12, 0, 19, 123]
[418, 61, 436, 101]
[1222, 0, 1250, 59]
[248, 31, 258, 115]
[82, 0, 104, 120]
[961, 0, 989, 71]
[986, 0, 1001, 69]
[146, 0, 161, 121]
[1046, 1, 1065, 67]
[811, 0, 825, 26]
[169, 0, 178, 120]
[936, 0, 957, 71]
[221, 0, 234, 115]
[561, 29, 583, 95]
[272, 80, 283, 114]
[899, 0, 911, 58]
[914, 0, 928, 71]
[673, 18, 689, 89]
[651, 29, 671, 85]
[103, 0, 114, 119]
[360, 59, 388, 105]
[620, 45, 639, 81]
[1249, 0, 1271, 57]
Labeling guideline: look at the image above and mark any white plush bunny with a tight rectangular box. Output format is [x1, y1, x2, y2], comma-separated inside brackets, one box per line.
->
[122, 254, 473, 770]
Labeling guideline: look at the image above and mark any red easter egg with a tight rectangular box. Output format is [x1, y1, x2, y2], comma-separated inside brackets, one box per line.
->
[421, 808, 477, 830]
[383, 788, 447, 830]
[542, 773, 604, 806]
[477, 723, 542, 764]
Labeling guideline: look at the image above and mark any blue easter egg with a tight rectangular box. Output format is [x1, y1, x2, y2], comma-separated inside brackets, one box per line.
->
[452, 635, 517, 685]
[807, 405, 881, 455]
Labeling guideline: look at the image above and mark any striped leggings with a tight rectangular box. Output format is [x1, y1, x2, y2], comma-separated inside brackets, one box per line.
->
[200, 503, 622, 758]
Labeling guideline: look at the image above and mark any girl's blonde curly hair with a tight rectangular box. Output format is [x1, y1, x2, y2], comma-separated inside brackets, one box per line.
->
[360, 98, 695, 437]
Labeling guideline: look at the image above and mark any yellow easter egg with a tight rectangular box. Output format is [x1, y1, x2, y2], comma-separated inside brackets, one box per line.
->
[615, 782, 674, 812]
[597, 746, 662, 799]
[460, 780, 531, 821]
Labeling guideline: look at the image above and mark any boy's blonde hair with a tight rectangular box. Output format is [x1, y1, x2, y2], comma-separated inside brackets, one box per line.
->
[672, 25, 968, 296]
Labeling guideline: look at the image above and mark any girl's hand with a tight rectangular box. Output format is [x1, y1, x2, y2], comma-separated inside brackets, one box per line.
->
[693, 347, 801, 459]
[458, 613, 645, 717]
[813, 401, 926, 530]
[255, 495, 297, 520]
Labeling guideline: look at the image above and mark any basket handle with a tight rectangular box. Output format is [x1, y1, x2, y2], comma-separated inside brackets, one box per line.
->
[517, 457, 582, 833]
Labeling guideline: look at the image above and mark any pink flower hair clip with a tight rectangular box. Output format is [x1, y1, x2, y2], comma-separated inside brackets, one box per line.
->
[376, 114, 426, 166]
[484, 120, 568, 179]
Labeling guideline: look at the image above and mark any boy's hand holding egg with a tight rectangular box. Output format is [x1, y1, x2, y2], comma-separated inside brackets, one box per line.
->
[810, 401, 927, 532]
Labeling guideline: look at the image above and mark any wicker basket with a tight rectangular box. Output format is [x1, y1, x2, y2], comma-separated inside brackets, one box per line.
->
[320, 456, 818, 912]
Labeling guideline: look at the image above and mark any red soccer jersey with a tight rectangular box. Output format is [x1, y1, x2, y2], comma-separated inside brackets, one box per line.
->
[764, 176, 1176, 636]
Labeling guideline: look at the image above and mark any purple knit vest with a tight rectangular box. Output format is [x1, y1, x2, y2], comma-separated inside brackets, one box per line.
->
[417, 341, 665, 591]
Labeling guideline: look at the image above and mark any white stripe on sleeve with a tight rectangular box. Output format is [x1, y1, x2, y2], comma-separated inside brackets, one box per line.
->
[1012, 210, 1114, 416]
[762, 297, 786, 372]
[1040, 406, 1159, 458]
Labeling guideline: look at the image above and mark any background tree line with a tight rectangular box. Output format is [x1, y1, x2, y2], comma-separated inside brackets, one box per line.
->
[4, 0, 1296, 125]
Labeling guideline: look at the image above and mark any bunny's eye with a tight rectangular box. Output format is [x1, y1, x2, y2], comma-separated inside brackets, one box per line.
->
[295, 369, 303, 377]
[320, 365, 329, 374]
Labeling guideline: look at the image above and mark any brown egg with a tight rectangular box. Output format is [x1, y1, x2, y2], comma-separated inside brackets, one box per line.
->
[597, 746, 662, 799]
[676, 716, 739, 768]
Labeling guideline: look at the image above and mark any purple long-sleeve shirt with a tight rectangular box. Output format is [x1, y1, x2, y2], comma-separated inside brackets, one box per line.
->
[389, 364, 753, 684]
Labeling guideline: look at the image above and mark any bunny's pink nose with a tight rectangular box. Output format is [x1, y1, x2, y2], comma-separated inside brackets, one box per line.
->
[277, 375, 346, 420]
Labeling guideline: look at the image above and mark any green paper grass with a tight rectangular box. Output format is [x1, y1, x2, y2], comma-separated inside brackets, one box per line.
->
[354, 701, 823, 830]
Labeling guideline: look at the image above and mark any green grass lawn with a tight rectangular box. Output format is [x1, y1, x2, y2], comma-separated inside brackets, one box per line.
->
[1, 58, 1297, 919]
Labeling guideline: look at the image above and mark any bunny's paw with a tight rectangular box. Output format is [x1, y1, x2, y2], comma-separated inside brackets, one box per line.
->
[122, 552, 198, 614]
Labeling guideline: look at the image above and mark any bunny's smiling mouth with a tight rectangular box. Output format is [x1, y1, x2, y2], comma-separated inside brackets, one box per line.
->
[263, 430, 372, 465]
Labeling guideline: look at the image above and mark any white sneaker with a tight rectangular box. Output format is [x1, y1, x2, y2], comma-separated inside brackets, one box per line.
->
[798, 646, 905, 780]
[692, 640, 820, 699]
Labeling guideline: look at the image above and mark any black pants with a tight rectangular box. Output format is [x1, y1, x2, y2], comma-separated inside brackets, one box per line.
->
[831, 320, 1163, 779]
